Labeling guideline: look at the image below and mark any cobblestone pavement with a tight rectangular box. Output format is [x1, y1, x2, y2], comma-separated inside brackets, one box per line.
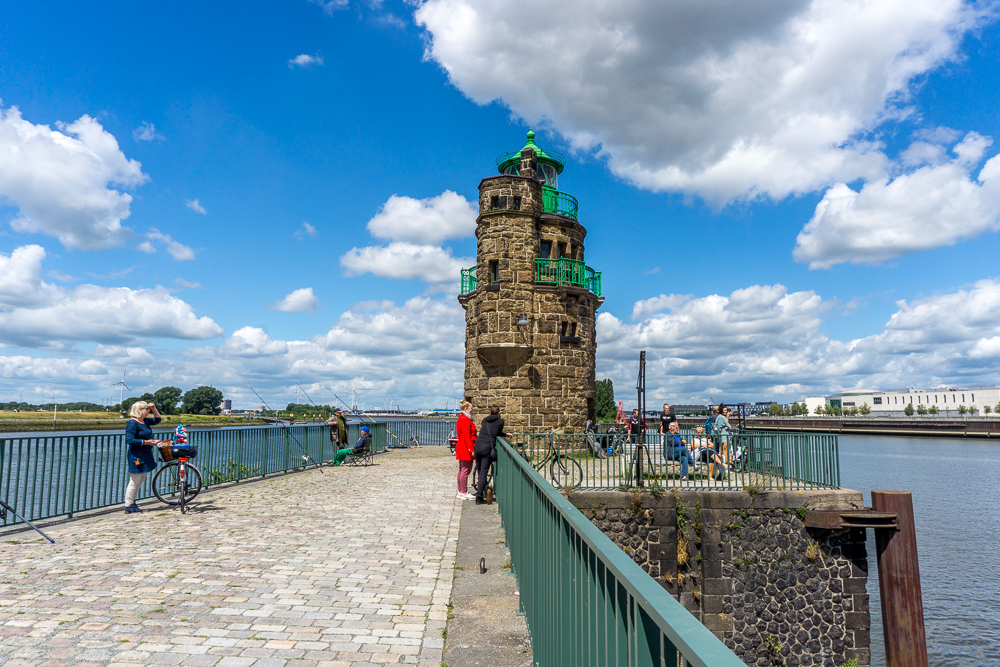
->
[0, 447, 460, 667]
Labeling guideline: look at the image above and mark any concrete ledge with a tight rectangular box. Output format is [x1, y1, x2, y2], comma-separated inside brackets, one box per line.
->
[570, 487, 865, 512]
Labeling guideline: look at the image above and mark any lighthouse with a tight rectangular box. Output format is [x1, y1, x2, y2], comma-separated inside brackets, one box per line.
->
[457, 130, 603, 433]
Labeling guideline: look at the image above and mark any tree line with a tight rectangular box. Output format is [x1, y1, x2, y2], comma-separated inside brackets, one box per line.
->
[121, 386, 224, 416]
[1, 386, 227, 416]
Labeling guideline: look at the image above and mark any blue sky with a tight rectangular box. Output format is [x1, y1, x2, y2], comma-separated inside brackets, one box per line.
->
[2, 0, 1000, 409]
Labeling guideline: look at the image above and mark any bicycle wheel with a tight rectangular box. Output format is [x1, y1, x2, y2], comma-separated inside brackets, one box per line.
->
[152, 462, 203, 506]
[550, 455, 583, 488]
[179, 471, 188, 514]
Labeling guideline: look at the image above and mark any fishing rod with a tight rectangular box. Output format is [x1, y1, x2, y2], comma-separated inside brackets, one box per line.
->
[0, 499, 55, 544]
[296, 384, 327, 417]
[245, 382, 323, 473]
[322, 385, 411, 449]
[389, 393, 421, 447]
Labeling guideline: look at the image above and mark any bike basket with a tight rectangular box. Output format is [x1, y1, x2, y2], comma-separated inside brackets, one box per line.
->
[171, 445, 199, 459]
[156, 442, 176, 463]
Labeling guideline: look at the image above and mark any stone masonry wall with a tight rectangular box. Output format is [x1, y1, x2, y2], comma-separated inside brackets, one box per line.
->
[571, 489, 871, 667]
[459, 148, 601, 433]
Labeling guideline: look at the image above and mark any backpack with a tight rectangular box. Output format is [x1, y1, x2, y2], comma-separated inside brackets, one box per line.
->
[705, 414, 716, 434]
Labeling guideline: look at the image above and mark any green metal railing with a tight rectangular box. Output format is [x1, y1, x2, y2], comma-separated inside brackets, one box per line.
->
[542, 185, 579, 220]
[496, 148, 567, 172]
[461, 266, 478, 294]
[535, 258, 603, 296]
[507, 429, 839, 490]
[495, 436, 748, 667]
[0, 423, 388, 530]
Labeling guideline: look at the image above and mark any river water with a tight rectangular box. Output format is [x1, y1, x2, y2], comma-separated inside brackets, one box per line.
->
[839, 435, 1000, 666]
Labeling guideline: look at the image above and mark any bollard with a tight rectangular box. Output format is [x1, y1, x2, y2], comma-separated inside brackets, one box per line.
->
[871, 490, 928, 667]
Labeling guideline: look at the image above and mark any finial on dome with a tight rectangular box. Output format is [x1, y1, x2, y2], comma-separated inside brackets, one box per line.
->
[526, 128, 536, 144]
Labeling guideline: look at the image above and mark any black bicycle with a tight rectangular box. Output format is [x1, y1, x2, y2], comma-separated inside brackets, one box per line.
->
[515, 432, 584, 488]
[469, 461, 494, 500]
[152, 442, 203, 513]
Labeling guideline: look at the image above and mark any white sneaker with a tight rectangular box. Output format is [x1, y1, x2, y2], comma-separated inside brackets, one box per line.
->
[456, 493, 465, 499]
[461, 492, 475, 500]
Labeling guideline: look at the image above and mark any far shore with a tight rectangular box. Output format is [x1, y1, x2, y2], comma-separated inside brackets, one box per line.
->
[0, 412, 270, 433]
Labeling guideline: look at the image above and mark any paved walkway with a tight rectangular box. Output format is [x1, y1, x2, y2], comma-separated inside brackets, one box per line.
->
[0, 447, 460, 667]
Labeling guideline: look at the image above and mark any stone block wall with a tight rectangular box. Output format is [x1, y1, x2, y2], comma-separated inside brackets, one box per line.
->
[459, 148, 602, 433]
[570, 489, 871, 667]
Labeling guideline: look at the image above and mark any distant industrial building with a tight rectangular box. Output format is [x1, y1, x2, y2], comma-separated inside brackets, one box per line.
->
[805, 386, 1000, 414]
[220, 399, 232, 414]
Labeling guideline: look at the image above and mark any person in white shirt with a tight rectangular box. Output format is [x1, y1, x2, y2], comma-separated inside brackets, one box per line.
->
[689, 426, 728, 480]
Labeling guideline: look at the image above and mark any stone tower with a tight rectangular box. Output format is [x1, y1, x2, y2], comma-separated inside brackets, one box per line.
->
[457, 130, 603, 433]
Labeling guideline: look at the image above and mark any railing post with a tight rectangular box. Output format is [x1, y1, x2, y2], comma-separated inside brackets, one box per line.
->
[0, 439, 5, 526]
[283, 429, 290, 472]
[872, 490, 928, 667]
[67, 436, 78, 519]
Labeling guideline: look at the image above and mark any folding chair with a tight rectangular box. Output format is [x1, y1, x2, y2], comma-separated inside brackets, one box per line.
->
[346, 441, 376, 467]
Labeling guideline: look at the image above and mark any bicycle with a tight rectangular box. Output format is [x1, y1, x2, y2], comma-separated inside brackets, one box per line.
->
[151, 441, 203, 513]
[602, 427, 628, 456]
[515, 431, 584, 488]
[469, 460, 494, 501]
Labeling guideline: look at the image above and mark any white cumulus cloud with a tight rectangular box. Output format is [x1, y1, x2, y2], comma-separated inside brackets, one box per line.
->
[289, 54, 325, 68]
[132, 121, 164, 142]
[269, 287, 322, 313]
[143, 228, 196, 261]
[341, 191, 476, 290]
[185, 198, 207, 215]
[294, 222, 318, 240]
[367, 190, 476, 244]
[0, 106, 148, 250]
[794, 132, 1000, 268]
[598, 279, 1000, 403]
[415, 0, 983, 204]
[0, 245, 222, 348]
[340, 243, 472, 288]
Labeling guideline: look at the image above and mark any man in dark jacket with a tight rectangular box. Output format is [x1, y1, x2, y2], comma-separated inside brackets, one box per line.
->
[474, 406, 507, 505]
[325, 409, 348, 446]
[627, 408, 645, 443]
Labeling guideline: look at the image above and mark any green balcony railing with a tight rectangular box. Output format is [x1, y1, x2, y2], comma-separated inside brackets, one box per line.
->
[535, 258, 602, 296]
[505, 429, 840, 491]
[460, 266, 478, 294]
[542, 185, 579, 220]
[495, 436, 749, 667]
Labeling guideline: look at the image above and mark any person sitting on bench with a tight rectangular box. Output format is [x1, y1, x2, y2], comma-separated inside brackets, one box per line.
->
[663, 422, 695, 481]
[334, 426, 371, 465]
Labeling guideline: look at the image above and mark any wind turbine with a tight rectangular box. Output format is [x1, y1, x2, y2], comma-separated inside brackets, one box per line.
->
[110, 371, 130, 409]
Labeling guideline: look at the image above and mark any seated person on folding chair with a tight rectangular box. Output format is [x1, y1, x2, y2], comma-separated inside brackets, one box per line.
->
[334, 426, 371, 465]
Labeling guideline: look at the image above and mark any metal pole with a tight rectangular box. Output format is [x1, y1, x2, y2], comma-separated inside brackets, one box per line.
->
[634, 351, 646, 488]
[872, 490, 928, 667]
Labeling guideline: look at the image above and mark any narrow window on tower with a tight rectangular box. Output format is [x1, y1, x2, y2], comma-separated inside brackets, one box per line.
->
[570, 322, 577, 337]
[512, 196, 521, 211]
[558, 242, 567, 258]
[561, 321, 568, 336]
[489, 260, 499, 284]
[540, 241, 551, 259]
[491, 196, 500, 210]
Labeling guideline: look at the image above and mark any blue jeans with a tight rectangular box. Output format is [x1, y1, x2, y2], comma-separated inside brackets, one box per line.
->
[665, 445, 694, 478]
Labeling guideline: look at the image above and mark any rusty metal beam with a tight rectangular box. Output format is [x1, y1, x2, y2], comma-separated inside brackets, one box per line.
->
[804, 509, 898, 530]
[872, 490, 928, 667]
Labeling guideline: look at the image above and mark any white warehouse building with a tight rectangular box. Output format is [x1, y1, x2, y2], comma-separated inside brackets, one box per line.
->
[805, 386, 1000, 415]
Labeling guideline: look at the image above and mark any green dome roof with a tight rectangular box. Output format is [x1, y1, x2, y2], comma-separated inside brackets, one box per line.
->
[495, 129, 566, 174]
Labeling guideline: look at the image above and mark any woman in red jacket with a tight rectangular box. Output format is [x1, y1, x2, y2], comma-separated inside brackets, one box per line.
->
[455, 400, 477, 500]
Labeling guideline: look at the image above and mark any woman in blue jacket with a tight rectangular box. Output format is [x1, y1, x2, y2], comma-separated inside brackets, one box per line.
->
[124, 400, 161, 514]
